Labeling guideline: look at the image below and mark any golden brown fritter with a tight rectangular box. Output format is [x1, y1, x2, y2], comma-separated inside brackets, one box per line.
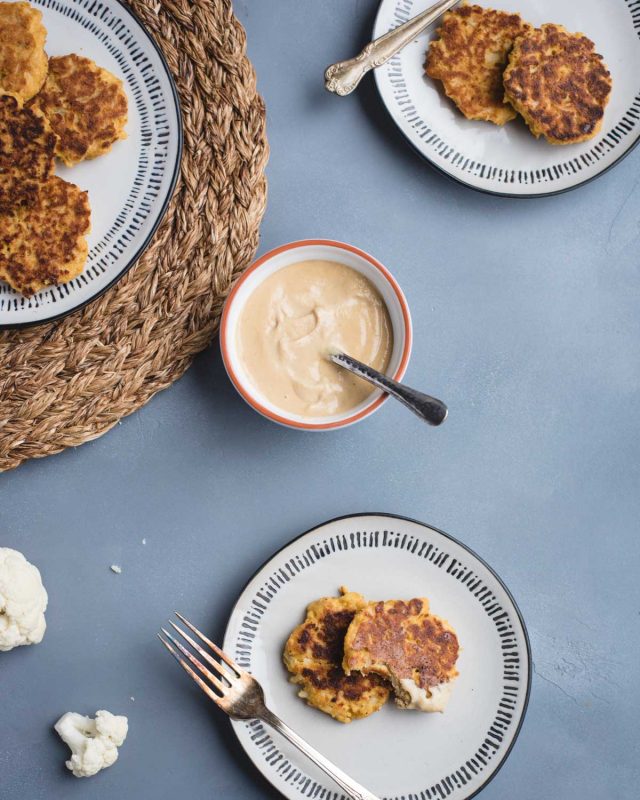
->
[426, 4, 531, 125]
[0, 175, 91, 296]
[503, 24, 613, 144]
[29, 54, 128, 166]
[0, 1, 48, 103]
[343, 598, 459, 712]
[0, 95, 56, 214]
[283, 589, 390, 723]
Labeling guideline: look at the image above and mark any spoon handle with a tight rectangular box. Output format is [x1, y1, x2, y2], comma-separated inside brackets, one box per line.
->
[330, 353, 448, 426]
[324, 0, 459, 96]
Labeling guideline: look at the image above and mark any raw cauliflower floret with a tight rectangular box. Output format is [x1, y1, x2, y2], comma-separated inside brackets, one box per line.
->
[55, 710, 129, 778]
[0, 547, 48, 652]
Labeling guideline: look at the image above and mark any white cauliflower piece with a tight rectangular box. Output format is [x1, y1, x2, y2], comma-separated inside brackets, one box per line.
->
[0, 547, 48, 652]
[55, 710, 129, 778]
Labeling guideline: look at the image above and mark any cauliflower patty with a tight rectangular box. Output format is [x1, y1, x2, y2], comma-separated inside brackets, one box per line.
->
[426, 4, 531, 125]
[0, 1, 49, 103]
[0, 95, 57, 215]
[284, 588, 391, 723]
[28, 54, 128, 166]
[343, 598, 460, 713]
[503, 24, 612, 144]
[0, 174, 91, 296]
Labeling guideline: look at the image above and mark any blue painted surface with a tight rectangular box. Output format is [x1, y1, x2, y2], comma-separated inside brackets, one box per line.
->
[1, 2, 639, 798]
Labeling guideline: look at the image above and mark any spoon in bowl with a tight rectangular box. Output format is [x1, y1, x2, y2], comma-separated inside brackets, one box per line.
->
[329, 351, 448, 426]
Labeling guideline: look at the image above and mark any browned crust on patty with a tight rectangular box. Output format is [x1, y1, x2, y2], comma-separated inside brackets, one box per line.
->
[283, 590, 390, 723]
[0, 175, 91, 296]
[503, 23, 612, 144]
[28, 54, 128, 166]
[0, 95, 56, 214]
[426, 4, 532, 125]
[344, 598, 459, 691]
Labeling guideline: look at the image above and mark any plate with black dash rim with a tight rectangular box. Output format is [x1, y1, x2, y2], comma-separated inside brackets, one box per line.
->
[373, 0, 640, 197]
[223, 513, 531, 800]
[0, 0, 182, 328]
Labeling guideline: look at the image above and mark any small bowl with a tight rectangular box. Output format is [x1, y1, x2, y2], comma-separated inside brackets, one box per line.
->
[220, 239, 413, 430]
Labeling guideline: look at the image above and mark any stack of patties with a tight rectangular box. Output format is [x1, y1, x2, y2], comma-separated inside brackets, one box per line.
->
[0, 1, 128, 297]
[283, 588, 460, 722]
[426, 3, 612, 144]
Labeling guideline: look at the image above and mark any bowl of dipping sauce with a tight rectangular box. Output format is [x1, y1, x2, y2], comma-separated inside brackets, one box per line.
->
[220, 240, 412, 430]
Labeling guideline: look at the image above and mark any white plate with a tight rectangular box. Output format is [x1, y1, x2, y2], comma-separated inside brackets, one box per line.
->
[373, 0, 640, 196]
[223, 514, 531, 800]
[0, 0, 182, 328]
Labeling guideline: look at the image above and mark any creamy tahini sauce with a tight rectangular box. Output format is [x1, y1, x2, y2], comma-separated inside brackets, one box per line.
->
[237, 260, 393, 417]
[398, 677, 453, 713]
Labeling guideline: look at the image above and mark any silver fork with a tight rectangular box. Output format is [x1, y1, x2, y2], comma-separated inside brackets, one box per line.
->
[159, 613, 382, 800]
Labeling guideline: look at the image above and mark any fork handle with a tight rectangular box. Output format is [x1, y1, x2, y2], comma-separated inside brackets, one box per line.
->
[261, 708, 382, 800]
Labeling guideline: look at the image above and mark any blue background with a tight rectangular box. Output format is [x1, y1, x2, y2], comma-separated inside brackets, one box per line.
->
[2, 1, 639, 798]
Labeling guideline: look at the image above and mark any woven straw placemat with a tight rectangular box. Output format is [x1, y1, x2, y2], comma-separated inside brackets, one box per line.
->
[0, 0, 268, 472]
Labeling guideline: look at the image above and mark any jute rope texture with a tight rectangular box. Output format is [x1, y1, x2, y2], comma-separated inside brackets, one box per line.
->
[0, 0, 269, 472]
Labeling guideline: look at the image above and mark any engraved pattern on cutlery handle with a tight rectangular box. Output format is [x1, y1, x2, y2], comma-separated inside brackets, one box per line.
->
[261, 708, 382, 800]
[330, 352, 448, 426]
[324, 0, 460, 96]
[325, 43, 383, 97]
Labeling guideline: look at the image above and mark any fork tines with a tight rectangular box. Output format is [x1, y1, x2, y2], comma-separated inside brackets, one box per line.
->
[158, 613, 242, 707]
[160, 614, 382, 798]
